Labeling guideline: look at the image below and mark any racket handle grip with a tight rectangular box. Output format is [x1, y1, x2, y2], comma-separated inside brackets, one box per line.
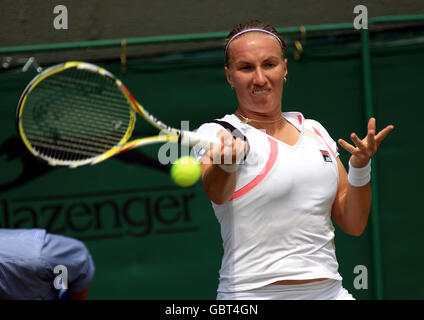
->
[179, 131, 221, 149]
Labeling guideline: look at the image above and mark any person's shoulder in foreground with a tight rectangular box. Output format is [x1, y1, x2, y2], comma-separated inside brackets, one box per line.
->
[0, 228, 95, 300]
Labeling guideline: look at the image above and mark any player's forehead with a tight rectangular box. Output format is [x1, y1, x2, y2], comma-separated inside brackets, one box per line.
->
[229, 32, 283, 62]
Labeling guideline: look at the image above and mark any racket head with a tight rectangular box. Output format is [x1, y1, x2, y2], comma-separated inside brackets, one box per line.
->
[16, 61, 138, 167]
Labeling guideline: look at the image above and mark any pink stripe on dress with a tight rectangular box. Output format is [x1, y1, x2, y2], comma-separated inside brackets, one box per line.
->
[313, 127, 336, 159]
[297, 114, 303, 125]
[230, 137, 278, 201]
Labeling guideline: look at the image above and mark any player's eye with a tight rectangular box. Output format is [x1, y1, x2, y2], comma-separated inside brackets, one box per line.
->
[238, 65, 252, 71]
[264, 62, 276, 68]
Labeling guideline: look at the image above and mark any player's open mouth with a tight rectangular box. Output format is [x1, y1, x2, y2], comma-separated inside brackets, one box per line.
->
[252, 89, 270, 95]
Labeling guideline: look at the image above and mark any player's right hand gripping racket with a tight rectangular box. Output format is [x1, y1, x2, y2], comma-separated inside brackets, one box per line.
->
[16, 61, 221, 168]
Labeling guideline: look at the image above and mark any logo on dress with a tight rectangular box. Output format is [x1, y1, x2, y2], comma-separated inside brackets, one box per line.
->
[320, 150, 332, 162]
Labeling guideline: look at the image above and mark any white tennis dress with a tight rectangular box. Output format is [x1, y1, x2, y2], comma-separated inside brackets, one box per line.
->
[194, 112, 353, 299]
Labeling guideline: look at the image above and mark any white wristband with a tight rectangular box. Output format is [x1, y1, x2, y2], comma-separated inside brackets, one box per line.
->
[218, 163, 239, 173]
[348, 159, 371, 187]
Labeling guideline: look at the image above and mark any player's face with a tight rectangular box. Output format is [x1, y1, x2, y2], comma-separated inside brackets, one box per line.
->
[225, 32, 287, 115]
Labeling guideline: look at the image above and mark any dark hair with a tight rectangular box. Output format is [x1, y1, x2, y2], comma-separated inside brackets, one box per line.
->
[224, 20, 288, 67]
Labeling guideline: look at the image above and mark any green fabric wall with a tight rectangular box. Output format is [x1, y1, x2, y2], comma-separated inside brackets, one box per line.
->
[1, 28, 423, 299]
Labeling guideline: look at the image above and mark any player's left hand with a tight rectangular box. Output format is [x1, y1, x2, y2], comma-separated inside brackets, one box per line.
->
[338, 118, 394, 168]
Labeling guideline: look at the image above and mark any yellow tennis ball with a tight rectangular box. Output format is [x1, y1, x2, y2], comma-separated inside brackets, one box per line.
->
[171, 156, 202, 187]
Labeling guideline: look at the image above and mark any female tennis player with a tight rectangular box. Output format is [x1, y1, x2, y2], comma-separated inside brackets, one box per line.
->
[193, 20, 394, 300]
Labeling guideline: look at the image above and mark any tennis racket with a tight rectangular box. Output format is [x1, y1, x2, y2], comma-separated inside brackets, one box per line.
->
[16, 61, 221, 168]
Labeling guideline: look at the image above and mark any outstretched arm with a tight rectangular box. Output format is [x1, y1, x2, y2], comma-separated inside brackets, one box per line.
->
[331, 118, 394, 236]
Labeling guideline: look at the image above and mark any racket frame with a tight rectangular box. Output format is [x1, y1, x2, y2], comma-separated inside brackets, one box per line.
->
[16, 61, 218, 168]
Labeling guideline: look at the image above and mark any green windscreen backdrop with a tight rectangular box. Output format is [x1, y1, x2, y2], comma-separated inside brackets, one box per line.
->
[1, 27, 423, 299]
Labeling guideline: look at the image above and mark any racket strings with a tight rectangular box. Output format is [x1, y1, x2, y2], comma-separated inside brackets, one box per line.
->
[22, 93, 126, 142]
[23, 132, 121, 153]
[23, 91, 128, 141]
[21, 67, 133, 162]
[29, 83, 129, 123]
[28, 137, 108, 157]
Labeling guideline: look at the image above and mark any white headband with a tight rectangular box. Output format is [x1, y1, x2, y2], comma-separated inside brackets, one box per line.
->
[225, 28, 283, 58]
